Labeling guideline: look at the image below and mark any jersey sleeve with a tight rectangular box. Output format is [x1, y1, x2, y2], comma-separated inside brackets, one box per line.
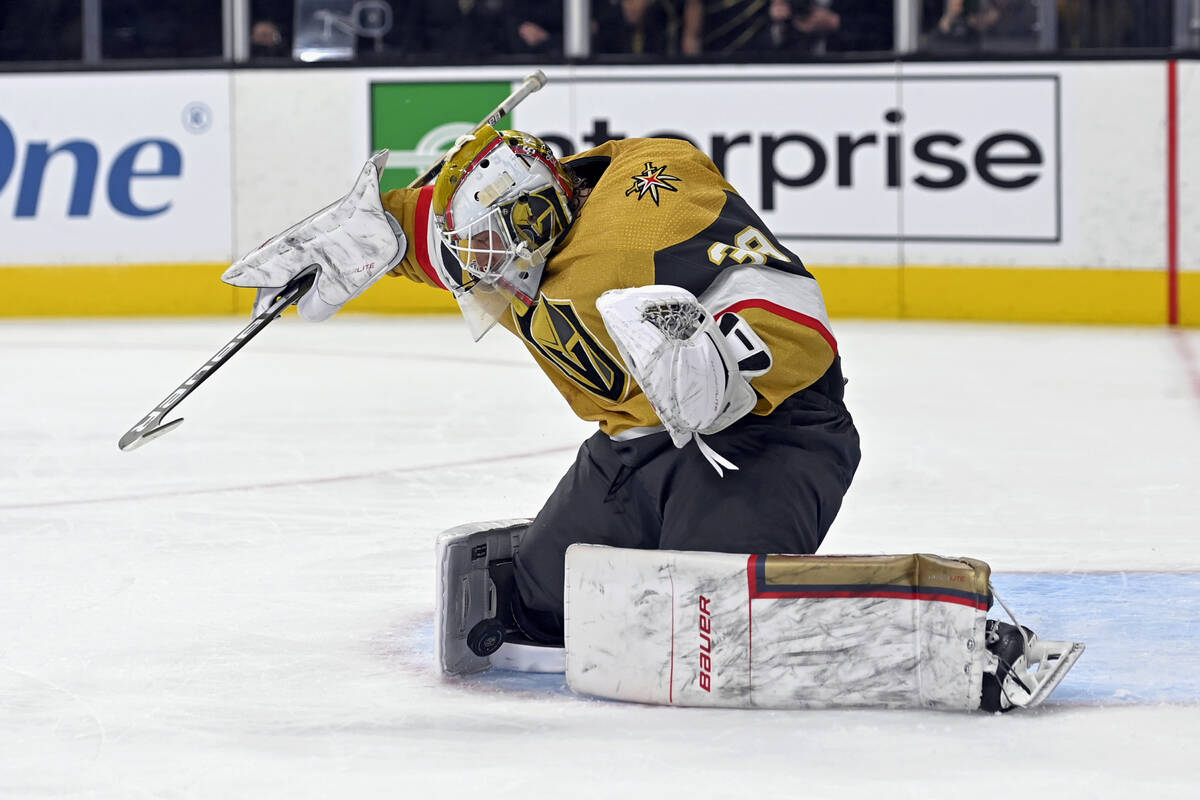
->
[701, 265, 836, 414]
[381, 185, 451, 291]
[652, 190, 837, 415]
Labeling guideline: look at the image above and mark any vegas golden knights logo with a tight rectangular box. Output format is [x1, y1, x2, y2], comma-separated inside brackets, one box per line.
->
[626, 162, 681, 205]
[505, 186, 569, 251]
[514, 295, 627, 402]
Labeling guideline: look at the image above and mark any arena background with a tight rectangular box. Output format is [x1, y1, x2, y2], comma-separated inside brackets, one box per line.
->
[4, 3, 1200, 798]
[1, 59, 1196, 325]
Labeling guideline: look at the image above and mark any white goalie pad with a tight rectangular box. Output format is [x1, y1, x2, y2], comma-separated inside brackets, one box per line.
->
[222, 150, 406, 322]
[564, 545, 995, 711]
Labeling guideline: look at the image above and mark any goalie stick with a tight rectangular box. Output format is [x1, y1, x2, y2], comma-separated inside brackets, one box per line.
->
[118, 266, 318, 451]
[117, 69, 549, 452]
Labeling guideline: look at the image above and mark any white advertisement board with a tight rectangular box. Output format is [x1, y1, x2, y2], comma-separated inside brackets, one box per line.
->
[237, 63, 1165, 272]
[1179, 61, 1200, 275]
[517, 73, 1060, 244]
[0, 72, 232, 265]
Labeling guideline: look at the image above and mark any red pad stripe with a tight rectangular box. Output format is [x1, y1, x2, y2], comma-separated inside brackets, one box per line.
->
[413, 185, 445, 290]
[717, 299, 837, 356]
[750, 588, 989, 610]
[746, 555, 756, 696]
[1168, 59, 1179, 326]
[668, 569, 676, 705]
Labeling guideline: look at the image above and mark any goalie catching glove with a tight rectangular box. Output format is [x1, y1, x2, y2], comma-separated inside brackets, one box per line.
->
[597, 285, 771, 475]
[222, 150, 406, 321]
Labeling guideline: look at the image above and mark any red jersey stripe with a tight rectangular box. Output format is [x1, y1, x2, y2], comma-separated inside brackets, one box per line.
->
[413, 185, 445, 289]
[717, 298, 837, 355]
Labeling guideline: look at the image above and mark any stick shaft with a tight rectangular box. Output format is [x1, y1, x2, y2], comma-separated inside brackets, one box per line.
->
[408, 70, 547, 189]
[117, 268, 316, 451]
[117, 71, 549, 451]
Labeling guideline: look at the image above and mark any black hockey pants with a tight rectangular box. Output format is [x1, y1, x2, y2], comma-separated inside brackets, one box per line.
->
[512, 358, 861, 645]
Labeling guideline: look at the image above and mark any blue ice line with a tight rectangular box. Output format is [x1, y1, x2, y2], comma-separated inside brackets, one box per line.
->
[414, 573, 1200, 706]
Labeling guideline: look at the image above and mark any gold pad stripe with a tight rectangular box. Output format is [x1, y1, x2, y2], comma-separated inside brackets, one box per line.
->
[749, 553, 992, 610]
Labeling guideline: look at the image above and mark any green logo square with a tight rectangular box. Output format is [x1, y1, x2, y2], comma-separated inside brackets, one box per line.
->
[370, 81, 515, 192]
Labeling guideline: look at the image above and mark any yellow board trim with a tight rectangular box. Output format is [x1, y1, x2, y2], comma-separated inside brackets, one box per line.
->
[354, 275, 460, 315]
[1181, 271, 1200, 327]
[1, 263, 1195, 325]
[0, 263, 459, 317]
[0, 263, 246, 317]
[810, 265, 1184, 325]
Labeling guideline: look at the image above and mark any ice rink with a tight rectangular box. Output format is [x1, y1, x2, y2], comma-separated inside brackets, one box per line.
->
[2, 314, 1199, 797]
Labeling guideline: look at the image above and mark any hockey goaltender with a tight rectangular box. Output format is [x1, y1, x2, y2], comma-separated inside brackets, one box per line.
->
[222, 117, 1083, 713]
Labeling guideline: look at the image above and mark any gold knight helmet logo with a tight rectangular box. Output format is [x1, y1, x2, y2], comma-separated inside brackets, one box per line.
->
[505, 187, 567, 251]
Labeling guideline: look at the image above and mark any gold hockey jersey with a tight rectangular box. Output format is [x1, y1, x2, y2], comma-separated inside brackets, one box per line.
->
[382, 137, 837, 438]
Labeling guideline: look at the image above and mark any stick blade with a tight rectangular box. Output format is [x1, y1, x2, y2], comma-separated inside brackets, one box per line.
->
[118, 417, 184, 451]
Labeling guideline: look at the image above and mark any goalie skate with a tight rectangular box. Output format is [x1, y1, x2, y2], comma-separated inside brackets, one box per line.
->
[982, 620, 1085, 711]
[434, 520, 564, 676]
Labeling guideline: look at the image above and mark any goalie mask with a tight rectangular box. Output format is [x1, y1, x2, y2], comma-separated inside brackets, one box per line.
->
[433, 125, 576, 339]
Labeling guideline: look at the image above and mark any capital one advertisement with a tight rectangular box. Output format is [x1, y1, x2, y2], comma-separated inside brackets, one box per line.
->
[370, 71, 1059, 245]
[0, 72, 232, 265]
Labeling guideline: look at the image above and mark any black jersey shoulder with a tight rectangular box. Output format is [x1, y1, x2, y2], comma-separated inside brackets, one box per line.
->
[565, 155, 612, 191]
[653, 190, 813, 297]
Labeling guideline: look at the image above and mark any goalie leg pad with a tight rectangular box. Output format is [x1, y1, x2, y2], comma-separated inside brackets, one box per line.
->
[565, 545, 997, 710]
[435, 520, 565, 676]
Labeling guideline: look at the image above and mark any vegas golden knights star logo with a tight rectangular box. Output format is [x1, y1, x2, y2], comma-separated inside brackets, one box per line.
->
[514, 295, 627, 402]
[626, 162, 681, 205]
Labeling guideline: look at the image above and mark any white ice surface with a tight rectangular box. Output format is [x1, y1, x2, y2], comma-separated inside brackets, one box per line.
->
[2, 316, 1199, 797]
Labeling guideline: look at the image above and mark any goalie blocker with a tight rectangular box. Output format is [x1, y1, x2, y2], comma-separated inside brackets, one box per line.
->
[437, 521, 1084, 712]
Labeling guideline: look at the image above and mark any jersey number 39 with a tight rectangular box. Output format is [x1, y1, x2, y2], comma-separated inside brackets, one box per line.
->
[706, 226, 792, 267]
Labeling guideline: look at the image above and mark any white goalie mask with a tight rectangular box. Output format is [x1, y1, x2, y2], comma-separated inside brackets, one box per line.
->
[433, 125, 576, 339]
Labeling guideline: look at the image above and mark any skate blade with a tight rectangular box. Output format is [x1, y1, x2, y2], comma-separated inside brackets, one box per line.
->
[1022, 641, 1086, 708]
